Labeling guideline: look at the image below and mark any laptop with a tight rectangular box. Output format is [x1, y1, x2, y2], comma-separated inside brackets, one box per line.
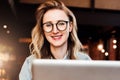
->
[32, 59, 120, 80]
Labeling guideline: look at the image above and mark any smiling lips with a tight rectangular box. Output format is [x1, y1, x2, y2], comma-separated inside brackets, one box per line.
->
[51, 35, 62, 40]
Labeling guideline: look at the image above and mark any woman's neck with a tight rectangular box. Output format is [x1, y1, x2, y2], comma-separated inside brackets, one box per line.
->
[50, 42, 68, 59]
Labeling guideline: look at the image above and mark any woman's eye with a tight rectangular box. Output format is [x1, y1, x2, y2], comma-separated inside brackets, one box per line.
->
[45, 23, 52, 27]
[58, 22, 65, 26]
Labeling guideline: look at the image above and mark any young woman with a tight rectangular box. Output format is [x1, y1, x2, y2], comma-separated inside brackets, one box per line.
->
[19, 0, 91, 80]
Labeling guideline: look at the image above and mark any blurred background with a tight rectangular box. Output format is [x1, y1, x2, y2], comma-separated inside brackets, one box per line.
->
[0, 0, 120, 80]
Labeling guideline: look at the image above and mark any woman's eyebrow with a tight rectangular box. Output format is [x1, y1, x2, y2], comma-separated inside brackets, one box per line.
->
[43, 19, 69, 24]
[43, 21, 52, 24]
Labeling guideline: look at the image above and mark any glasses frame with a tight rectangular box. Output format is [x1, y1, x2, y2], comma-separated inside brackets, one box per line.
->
[42, 20, 69, 33]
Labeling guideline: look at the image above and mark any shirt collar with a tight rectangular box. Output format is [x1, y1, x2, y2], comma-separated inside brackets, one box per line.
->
[51, 51, 69, 60]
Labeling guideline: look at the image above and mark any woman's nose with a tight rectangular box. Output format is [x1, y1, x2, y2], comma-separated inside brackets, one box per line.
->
[52, 24, 59, 33]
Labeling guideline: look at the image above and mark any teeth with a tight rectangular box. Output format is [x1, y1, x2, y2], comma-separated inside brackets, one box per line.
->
[52, 35, 61, 39]
[55, 36, 58, 37]
[53, 36, 60, 38]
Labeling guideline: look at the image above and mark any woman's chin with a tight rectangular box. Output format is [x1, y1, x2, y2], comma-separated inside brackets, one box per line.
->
[51, 42, 63, 47]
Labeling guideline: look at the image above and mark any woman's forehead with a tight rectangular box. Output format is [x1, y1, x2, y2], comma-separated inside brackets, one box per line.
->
[43, 9, 69, 23]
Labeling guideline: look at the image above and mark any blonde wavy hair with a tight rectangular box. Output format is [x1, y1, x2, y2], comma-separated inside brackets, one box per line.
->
[29, 0, 83, 59]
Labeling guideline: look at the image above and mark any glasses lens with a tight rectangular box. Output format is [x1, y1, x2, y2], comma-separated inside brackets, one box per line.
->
[57, 21, 67, 31]
[43, 21, 68, 33]
[43, 23, 52, 32]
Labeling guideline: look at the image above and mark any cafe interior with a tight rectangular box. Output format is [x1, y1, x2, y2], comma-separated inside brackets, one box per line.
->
[0, 0, 120, 80]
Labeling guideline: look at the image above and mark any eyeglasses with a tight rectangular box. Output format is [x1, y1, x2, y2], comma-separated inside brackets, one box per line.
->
[42, 20, 69, 33]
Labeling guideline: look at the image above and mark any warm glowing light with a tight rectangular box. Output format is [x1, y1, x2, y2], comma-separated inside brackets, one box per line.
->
[0, 53, 10, 61]
[113, 45, 117, 49]
[105, 52, 109, 56]
[3, 25, 7, 29]
[101, 49, 105, 53]
[113, 39, 117, 44]
[0, 61, 3, 67]
[97, 44, 103, 51]
[0, 69, 3, 75]
[19, 38, 32, 43]
[6, 30, 10, 34]
[0, 44, 15, 62]
[2, 69, 6, 75]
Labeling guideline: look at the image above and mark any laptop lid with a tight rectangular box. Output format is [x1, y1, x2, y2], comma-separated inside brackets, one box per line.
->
[32, 59, 120, 80]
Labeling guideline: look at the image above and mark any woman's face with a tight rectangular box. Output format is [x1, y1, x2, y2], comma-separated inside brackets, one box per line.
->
[43, 9, 73, 47]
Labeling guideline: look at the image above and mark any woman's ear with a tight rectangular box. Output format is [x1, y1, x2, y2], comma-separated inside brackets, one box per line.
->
[69, 22, 73, 32]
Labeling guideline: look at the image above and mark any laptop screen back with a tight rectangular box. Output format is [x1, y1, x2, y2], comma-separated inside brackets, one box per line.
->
[32, 60, 120, 80]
